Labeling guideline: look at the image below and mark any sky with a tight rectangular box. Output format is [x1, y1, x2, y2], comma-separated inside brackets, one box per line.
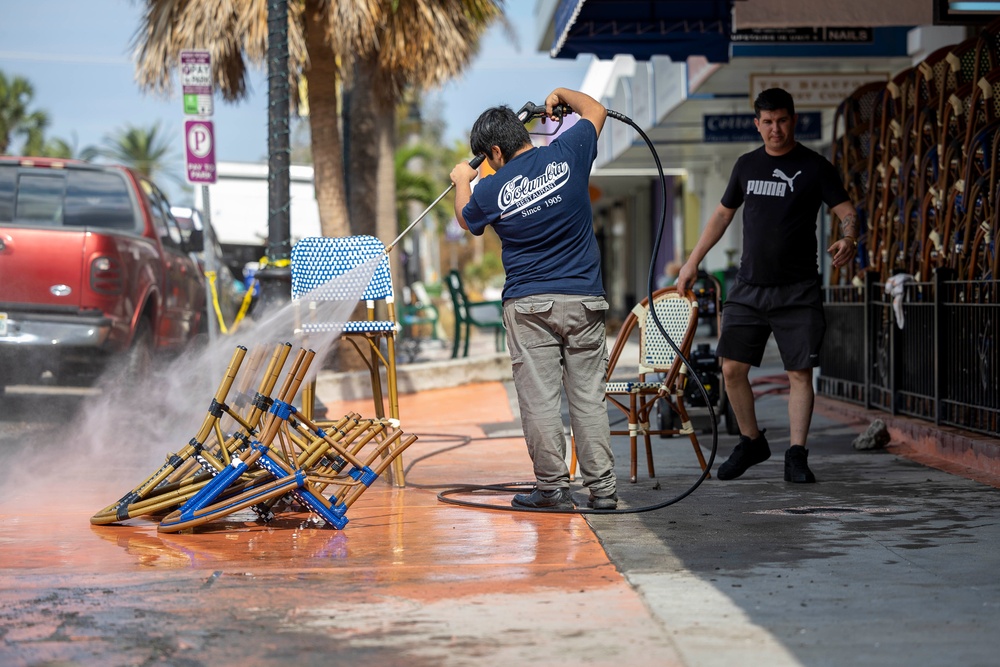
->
[0, 0, 592, 203]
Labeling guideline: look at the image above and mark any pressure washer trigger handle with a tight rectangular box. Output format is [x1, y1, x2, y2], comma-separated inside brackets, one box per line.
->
[469, 154, 485, 169]
[552, 103, 573, 119]
[515, 101, 546, 123]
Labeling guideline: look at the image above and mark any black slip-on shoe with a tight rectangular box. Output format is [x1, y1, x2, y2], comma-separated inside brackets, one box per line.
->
[784, 445, 816, 483]
[586, 493, 618, 510]
[512, 488, 574, 509]
[717, 430, 770, 480]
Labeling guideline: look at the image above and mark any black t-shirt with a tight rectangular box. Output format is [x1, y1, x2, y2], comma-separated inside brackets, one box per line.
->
[721, 143, 849, 285]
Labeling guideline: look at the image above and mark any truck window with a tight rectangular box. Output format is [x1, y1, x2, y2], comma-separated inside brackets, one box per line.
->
[64, 171, 137, 230]
[0, 167, 14, 223]
[142, 179, 182, 249]
[13, 173, 66, 226]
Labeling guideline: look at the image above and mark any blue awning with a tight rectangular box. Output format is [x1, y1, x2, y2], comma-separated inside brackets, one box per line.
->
[550, 0, 735, 62]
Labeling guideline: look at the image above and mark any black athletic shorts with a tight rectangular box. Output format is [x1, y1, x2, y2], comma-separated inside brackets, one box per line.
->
[715, 276, 826, 370]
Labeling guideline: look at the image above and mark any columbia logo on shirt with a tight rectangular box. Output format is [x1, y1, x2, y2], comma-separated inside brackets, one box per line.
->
[746, 169, 802, 197]
[497, 161, 570, 219]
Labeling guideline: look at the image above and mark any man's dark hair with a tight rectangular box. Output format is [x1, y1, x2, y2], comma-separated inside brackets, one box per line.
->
[753, 88, 795, 118]
[470, 106, 532, 164]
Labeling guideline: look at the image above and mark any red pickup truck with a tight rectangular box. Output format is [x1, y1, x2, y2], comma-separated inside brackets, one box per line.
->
[0, 157, 206, 391]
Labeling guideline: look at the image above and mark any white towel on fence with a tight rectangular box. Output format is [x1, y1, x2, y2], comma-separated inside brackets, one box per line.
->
[884, 274, 914, 329]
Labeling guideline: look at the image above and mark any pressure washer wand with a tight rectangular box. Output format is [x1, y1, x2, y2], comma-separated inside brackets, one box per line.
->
[384, 154, 485, 255]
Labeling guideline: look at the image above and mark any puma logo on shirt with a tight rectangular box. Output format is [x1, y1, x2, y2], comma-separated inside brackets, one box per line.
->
[772, 168, 802, 191]
[746, 169, 803, 197]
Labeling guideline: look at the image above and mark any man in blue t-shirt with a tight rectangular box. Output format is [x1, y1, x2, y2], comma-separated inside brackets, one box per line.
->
[450, 87, 617, 511]
[677, 88, 859, 484]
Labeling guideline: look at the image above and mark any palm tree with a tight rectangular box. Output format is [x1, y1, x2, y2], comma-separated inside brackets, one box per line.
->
[395, 143, 443, 231]
[0, 70, 49, 155]
[130, 0, 504, 241]
[133, 0, 349, 237]
[35, 133, 100, 160]
[97, 121, 180, 185]
[344, 0, 505, 284]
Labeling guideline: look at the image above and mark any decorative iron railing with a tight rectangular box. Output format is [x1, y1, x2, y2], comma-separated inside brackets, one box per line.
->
[818, 273, 999, 438]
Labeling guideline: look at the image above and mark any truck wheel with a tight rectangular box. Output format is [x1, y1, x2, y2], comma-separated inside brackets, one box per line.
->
[119, 318, 155, 385]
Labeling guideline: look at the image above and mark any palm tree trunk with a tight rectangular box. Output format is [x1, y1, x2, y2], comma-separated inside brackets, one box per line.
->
[304, 0, 349, 237]
[347, 55, 405, 312]
[374, 97, 404, 302]
[346, 54, 379, 239]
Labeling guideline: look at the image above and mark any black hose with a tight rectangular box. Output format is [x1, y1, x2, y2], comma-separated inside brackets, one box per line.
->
[432, 107, 720, 515]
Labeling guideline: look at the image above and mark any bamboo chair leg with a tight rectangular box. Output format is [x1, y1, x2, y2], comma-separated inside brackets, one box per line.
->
[629, 393, 639, 483]
[640, 394, 656, 479]
[90, 344, 249, 525]
[301, 377, 316, 421]
[644, 429, 656, 479]
[674, 396, 709, 474]
[384, 333, 405, 488]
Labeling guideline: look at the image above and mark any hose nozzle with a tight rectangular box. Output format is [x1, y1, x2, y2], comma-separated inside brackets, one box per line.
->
[515, 101, 573, 123]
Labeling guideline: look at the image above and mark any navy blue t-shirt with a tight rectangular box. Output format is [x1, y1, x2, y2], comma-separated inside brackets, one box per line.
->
[462, 119, 604, 300]
[722, 143, 850, 285]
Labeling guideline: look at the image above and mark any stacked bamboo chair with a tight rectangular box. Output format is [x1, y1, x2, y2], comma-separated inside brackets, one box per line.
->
[832, 19, 1000, 285]
[91, 341, 416, 532]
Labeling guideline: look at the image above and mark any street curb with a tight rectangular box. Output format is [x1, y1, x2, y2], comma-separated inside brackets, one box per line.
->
[815, 395, 1000, 488]
[316, 352, 513, 402]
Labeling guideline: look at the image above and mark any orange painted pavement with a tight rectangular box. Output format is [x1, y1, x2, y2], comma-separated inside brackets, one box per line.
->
[0, 381, 683, 665]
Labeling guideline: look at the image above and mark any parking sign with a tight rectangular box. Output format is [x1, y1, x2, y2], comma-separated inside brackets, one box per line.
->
[181, 50, 214, 116]
[185, 120, 216, 184]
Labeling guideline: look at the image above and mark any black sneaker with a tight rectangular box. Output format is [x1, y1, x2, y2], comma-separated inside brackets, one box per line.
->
[784, 445, 816, 483]
[717, 430, 770, 480]
[512, 488, 574, 509]
[587, 493, 618, 510]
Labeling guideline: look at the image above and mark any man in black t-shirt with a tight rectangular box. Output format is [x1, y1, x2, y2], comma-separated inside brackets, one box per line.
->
[677, 88, 858, 483]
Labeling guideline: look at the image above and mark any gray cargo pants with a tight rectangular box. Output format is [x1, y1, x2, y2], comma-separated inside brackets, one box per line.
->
[502, 293, 617, 496]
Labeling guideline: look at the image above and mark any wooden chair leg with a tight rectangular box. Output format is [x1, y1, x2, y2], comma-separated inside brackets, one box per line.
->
[676, 397, 709, 475]
[629, 393, 639, 483]
[640, 395, 656, 479]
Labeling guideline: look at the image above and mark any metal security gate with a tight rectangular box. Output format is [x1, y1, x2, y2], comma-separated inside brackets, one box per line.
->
[819, 273, 999, 438]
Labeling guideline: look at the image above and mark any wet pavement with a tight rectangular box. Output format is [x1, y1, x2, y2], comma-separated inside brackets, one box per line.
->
[1, 330, 998, 666]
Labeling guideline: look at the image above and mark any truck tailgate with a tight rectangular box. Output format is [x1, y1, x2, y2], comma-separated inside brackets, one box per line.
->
[0, 227, 84, 309]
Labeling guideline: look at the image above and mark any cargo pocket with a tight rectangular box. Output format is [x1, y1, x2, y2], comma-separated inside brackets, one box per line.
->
[505, 298, 556, 366]
[567, 297, 609, 350]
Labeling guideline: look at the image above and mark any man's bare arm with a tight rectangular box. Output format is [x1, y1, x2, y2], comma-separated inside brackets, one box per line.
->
[676, 203, 737, 293]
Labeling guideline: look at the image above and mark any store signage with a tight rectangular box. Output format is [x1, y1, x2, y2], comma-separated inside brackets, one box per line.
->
[704, 112, 822, 143]
[733, 27, 873, 44]
[749, 72, 889, 108]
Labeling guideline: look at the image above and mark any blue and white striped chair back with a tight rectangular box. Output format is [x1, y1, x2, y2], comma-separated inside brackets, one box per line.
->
[290, 235, 392, 302]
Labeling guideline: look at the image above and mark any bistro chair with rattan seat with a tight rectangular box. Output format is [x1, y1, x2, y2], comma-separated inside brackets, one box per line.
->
[602, 287, 708, 483]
